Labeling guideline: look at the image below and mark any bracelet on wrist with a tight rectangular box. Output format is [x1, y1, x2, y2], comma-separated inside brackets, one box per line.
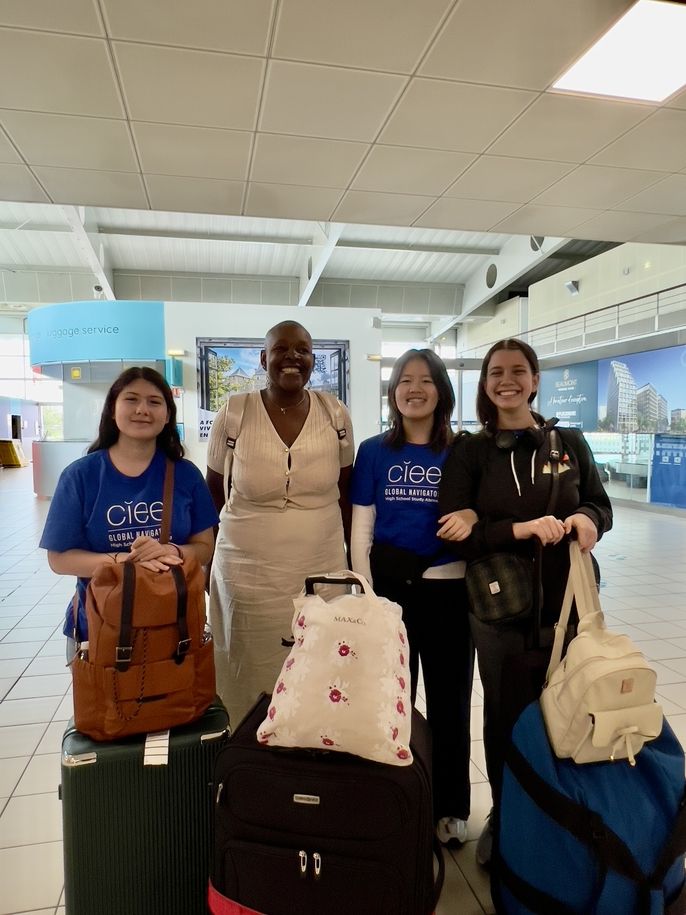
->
[170, 542, 183, 558]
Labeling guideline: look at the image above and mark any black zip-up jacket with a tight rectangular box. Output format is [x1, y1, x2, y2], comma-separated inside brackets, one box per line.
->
[438, 427, 613, 625]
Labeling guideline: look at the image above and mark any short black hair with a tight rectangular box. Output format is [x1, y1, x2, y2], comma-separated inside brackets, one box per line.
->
[386, 349, 454, 452]
[88, 366, 183, 460]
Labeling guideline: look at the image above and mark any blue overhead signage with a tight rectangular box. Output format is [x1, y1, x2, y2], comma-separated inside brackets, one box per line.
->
[650, 434, 686, 509]
[27, 300, 165, 365]
[538, 361, 598, 430]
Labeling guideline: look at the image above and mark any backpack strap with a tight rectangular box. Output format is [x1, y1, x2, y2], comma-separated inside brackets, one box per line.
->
[222, 393, 249, 505]
[159, 459, 175, 545]
[311, 390, 348, 448]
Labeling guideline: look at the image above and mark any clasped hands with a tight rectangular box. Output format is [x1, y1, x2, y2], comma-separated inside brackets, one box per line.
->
[125, 534, 184, 572]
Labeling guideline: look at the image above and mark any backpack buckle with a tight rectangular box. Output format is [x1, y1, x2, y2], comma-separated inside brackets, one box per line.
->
[115, 646, 132, 671]
[174, 638, 192, 663]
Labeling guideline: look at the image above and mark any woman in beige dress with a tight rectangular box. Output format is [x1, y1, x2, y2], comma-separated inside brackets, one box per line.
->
[206, 320, 354, 724]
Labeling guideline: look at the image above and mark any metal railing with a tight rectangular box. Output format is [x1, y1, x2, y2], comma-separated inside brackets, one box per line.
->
[457, 282, 686, 360]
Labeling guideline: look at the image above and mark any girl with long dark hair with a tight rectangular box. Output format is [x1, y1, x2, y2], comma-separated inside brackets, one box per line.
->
[40, 366, 218, 653]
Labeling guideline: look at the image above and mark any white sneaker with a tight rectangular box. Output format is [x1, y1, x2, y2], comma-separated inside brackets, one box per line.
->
[436, 816, 468, 845]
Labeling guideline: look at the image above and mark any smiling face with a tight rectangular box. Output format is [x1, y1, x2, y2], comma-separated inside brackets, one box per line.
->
[113, 379, 170, 443]
[484, 348, 539, 425]
[392, 356, 439, 422]
[261, 322, 314, 394]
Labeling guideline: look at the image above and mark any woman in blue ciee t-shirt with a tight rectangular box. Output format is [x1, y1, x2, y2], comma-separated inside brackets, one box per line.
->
[350, 348, 476, 848]
[40, 366, 218, 655]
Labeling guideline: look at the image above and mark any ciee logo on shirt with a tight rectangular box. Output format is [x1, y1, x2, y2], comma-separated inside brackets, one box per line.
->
[106, 500, 164, 527]
[387, 461, 442, 486]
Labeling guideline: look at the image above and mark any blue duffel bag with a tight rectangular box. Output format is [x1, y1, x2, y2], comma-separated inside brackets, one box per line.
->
[492, 702, 686, 915]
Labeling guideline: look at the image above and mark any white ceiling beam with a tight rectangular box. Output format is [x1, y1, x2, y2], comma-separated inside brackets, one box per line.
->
[298, 223, 345, 307]
[60, 205, 115, 300]
[336, 240, 501, 256]
[0, 222, 72, 234]
[428, 235, 569, 342]
[97, 227, 314, 247]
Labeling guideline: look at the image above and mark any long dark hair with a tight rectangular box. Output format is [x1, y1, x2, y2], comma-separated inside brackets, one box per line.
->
[476, 338, 540, 430]
[88, 366, 184, 460]
[386, 349, 454, 452]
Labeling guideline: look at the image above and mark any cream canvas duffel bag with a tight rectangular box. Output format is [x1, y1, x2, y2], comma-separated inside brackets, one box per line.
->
[540, 541, 663, 766]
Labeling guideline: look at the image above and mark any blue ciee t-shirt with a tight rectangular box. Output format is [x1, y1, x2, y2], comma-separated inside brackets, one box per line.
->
[39, 448, 219, 640]
[350, 433, 453, 562]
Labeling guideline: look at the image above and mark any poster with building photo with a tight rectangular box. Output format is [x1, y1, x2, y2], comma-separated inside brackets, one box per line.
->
[597, 344, 686, 434]
[196, 337, 350, 440]
[537, 362, 598, 430]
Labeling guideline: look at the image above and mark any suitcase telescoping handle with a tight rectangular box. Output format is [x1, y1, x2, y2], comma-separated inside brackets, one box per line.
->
[304, 571, 368, 594]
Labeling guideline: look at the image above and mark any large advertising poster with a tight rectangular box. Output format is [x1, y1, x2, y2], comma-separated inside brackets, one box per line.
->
[597, 344, 686, 434]
[539, 344, 686, 434]
[538, 362, 598, 430]
[196, 337, 350, 441]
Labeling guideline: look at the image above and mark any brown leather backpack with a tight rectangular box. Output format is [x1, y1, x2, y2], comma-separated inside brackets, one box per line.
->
[70, 460, 216, 741]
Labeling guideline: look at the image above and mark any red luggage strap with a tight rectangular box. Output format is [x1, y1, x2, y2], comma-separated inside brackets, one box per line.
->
[208, 882, 264, 915]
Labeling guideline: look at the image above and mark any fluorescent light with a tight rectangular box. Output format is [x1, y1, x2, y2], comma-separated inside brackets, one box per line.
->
[553, 1, 686, 103]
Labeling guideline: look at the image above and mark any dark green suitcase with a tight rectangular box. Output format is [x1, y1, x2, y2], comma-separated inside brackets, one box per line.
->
[60, 701, 229, 915]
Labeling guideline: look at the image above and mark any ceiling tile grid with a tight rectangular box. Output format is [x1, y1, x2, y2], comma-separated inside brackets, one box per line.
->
[0, 2, 683, 246]
[1, 0, 686, 318]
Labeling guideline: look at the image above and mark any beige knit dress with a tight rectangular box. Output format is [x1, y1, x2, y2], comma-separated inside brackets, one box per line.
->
[207, 391, 354, 726]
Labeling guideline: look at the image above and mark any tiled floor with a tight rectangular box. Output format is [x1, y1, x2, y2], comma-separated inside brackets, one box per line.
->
[1, 463, 686, 914]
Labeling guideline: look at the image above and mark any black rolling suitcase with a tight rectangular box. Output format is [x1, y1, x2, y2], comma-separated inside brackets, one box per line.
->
[209, 693, 443, 915]
[60, 699, 229, 915]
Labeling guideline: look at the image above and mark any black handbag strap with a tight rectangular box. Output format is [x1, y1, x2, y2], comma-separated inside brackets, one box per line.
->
[531, 427, 561, 649]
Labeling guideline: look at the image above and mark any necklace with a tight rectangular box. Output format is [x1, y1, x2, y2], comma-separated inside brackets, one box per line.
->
[270, 392, 307, 414]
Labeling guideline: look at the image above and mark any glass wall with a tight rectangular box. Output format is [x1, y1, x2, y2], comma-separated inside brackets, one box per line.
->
[0, 330, 64, 440]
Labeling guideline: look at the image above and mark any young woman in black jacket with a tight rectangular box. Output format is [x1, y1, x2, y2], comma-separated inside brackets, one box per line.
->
[438, 338, 612, 866]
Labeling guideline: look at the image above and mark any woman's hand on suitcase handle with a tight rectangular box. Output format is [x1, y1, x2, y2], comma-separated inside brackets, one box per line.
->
[513, 516, 566, 546]
[563, 513, 597, 552]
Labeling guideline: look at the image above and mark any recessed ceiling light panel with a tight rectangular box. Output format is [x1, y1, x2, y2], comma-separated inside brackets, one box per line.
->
[553, 0, 686, 103]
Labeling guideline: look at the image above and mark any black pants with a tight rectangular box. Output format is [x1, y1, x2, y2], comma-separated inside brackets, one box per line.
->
[469, 616, 561, 808]
[371, 570, 474, 821]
